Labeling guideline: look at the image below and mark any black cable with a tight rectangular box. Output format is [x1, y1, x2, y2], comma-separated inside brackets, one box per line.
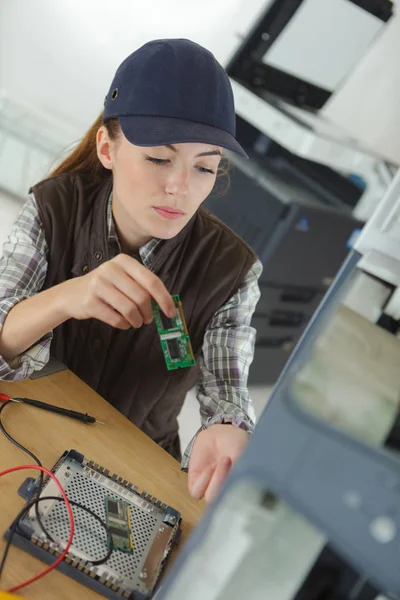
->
[0, 401, 115, 578]
[0, 402, 41, 464]
[0, 495, 114, 578]
[0, 401, 54, 542]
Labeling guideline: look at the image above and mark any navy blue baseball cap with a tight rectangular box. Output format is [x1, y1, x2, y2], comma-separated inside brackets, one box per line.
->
[103, 38, 248, 159]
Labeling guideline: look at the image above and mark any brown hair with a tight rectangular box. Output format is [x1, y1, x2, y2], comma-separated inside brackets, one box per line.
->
[49, 111, 230, 194]
[49, 112, 120, 180]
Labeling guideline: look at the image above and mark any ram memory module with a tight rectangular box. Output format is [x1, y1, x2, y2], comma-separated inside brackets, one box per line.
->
[152, 294, 196, 371]
[104, 497, 134, 554]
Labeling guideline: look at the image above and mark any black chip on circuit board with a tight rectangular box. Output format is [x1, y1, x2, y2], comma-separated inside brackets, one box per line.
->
[166, 338, 181, 360]
[160, 311, 176, 330]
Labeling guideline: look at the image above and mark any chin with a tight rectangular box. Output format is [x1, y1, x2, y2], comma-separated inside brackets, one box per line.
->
[153, 225, 185, 240]
[148, 217, 189, 240]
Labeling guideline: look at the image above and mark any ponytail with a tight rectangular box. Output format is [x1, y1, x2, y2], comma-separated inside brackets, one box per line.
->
[49, 112, 120, 180]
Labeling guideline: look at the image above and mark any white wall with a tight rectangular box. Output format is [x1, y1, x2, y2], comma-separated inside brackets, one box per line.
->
[0, 0, 269, 139]
[0, 0, 269, 203]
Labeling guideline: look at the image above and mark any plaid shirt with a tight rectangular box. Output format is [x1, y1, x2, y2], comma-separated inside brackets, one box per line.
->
[0, 194, 262, 469]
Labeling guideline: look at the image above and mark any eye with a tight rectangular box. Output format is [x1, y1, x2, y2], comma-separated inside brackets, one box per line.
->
[145, 156, 170, 165]
[197, 166, 215, 175]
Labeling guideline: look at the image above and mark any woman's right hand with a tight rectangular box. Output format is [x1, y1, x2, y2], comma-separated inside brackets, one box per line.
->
[62, 254, 176, 330]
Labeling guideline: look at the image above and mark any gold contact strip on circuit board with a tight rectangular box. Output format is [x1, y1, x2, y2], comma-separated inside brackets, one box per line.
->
[177, 301, 188, 335]
[187, 339, 195, 361]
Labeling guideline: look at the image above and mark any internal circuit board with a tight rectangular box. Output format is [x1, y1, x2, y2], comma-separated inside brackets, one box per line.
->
[152, 295, 196, 371]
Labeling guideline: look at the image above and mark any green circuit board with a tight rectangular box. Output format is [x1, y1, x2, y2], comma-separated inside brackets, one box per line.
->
[152, 294, 196, 371]
[104, 497, 134, 554]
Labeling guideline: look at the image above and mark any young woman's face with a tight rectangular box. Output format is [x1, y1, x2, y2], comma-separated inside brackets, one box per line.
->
[98, 127, 222, 249]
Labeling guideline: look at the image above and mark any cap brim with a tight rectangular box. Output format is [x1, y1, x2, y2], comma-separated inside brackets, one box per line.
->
[118, 115, 248, 159]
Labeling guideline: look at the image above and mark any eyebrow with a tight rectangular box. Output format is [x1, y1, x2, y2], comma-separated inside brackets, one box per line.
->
[165, 144, 222, 157]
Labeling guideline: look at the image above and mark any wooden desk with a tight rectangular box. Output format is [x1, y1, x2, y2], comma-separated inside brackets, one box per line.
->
[0, 370, 205, 599]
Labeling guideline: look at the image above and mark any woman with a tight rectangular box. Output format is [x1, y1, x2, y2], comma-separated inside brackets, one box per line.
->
[0, 39, 262, 503]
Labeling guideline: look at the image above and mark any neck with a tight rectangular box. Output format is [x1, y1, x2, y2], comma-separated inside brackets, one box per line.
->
[112, 198, 152, 255]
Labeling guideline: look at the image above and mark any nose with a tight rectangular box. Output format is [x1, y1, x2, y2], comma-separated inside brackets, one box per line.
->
[164, 167, 189, 198]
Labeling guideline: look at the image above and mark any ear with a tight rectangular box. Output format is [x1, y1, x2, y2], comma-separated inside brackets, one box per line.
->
[97, 125, 114, 170]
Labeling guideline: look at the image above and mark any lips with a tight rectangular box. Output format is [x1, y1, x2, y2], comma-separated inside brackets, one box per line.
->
[153, 206, 185, 221]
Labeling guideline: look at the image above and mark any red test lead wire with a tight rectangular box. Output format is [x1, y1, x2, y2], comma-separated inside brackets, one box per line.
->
[0, 464, 75, 593]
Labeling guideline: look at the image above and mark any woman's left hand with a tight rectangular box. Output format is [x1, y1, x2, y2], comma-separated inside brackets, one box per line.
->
[188, 424, 250, 503]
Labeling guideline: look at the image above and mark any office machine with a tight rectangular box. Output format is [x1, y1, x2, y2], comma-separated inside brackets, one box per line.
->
[154, 168, 400, 599]
[225, 0, 395, 222]
[205, 0, 396, 384]
[206, 149, 364, 384]
[226, 0, 393, 110]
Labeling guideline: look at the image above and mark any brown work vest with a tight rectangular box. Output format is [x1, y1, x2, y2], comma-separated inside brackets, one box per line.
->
[32, 172, 256, 460]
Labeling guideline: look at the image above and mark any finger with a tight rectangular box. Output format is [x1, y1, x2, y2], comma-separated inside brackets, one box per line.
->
[187, 431, 214, 492]
[92, 300, 131, 330]
[189, 464, 216, 500]
[104, 264, 154, 324]
[204, 456, 232, 504]
[94, 280, 144, 328]
[115, 254, 176, 318]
